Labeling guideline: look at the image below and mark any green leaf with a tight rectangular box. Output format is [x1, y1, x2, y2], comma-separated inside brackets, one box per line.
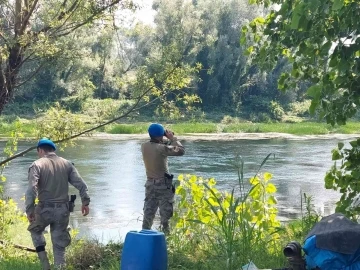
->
[240, 34, 246, 45]
[307, 85, 322, 100]
[255, 17, 266, 24]
[332, 0, 344, 10]
[325, 172, 334, 189]
[267, 196, 277, 205]
[338, 142, 344, 150]
[245, 46, 254, 56]
[321, 41, 332, 55]
[350, 140, 358, 147]
[266, 183, 277, 193]
[291, 13, 301, 30]
[291, 3, 304, 29]
[332, 149, 342, 160]
[309, 100, 319, 115]
[264, 172, 272, 182]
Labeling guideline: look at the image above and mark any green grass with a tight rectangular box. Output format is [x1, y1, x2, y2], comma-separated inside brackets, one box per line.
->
[0, 257, 40, 270]
[105, 122, 218, 134]
[1, 114, 360, 137]
[0, 118, 35, 137]
[167, 122, 218, 134]
[104, 121, 360, 135]
[223, 121, 360, 135]
[105, 123, 149, 134]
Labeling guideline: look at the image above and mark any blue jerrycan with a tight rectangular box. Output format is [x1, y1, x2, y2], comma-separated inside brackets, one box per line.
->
[121, 230, 167, 270]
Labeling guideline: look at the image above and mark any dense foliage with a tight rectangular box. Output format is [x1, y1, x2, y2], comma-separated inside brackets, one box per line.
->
[245, 0, 360, 125]
[245, 0, 360, 219]
[1, 0, 311, 121]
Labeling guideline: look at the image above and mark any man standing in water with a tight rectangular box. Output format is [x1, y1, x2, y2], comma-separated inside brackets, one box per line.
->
[25, 138, 90, 270]
[141, 123, 185, 234]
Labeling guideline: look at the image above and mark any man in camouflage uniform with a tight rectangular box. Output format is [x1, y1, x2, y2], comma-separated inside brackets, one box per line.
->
[141, 123, 185, 234]
[25, 138, 91, 270]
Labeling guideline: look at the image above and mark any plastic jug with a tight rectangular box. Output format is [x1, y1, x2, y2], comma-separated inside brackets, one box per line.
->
[121, 230, 167, 270]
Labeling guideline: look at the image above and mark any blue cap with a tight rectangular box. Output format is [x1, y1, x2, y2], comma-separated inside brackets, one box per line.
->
[37, 138, 56, 150]
[148, 123, 165, 137]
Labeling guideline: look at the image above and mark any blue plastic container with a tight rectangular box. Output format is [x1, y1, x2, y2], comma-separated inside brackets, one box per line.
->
[121, 230, 168, 270]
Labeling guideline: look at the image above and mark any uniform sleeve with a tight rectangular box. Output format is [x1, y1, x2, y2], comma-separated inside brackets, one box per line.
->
[162, 137, 185, 156]
[68, 164, 91, 206]
[25, 163, 39, 215]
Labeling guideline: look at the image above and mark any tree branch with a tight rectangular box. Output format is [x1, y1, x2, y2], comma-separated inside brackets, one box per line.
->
[14, 61, 46, 88]
[14, 0, 22, 36]
[51, 1, 123, 37]
[0, 32, 8, 45]
[0, 63, 181, 166]
[20, 0, 39, 35]
[0, 59, 4, 90]
[8, 51, 35, 76]
[0, 240, 36, 253]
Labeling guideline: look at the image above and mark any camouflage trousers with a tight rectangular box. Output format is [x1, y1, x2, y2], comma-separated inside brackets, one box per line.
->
[28, 202, 71, 267]
[142, 179, 175, 233]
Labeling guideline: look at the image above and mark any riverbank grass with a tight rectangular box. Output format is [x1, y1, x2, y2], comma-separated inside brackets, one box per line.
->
[1, 115, 360, 137]
[106, 121, 360, 135]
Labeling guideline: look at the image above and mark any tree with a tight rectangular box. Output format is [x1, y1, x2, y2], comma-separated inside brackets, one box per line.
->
[244, 0, 360, 217]
[244, 0, 360, 125]
[195, 0, 262, 110]
[0, 0, 136, 114]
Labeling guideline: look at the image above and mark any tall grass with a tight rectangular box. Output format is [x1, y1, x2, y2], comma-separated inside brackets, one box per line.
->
[0, 257, 40, 270]
[222, 122, 360, 135]
[105, 123, 149, 134]
[0, 118, 35, 137]
[2, 115, 360, 137]
[103, 121, 360, 135]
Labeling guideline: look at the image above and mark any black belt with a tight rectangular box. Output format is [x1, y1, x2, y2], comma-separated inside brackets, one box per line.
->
[147, 178, 166, 183]
[39, 202, 67, 208]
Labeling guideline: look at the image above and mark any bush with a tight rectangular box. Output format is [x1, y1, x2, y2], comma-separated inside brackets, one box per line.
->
[35, 103, 85, 148]
[66, 239, 122, 270]
[289, 100, 311, 117]
[82, 99, 136, 123]
[221, 115, 240, 124]
[269, 101, 285, 121]
[169, 155, 283, 269]
[60, 96, 86, 112]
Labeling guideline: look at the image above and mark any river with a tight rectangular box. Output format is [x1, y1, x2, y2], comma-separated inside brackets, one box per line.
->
[1, 134, 355, 243]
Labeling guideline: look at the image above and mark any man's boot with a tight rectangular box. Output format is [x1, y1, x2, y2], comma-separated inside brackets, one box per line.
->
[160, 222, 170, 235]
[37, 251, 51, 270]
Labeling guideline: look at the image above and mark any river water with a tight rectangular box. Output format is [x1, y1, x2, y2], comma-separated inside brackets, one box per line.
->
[0, 135, 354, 243]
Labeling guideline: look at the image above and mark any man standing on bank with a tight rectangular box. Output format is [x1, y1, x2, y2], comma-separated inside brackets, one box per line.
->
[141, 123, 185, 234]
[25, 138, 91, 270]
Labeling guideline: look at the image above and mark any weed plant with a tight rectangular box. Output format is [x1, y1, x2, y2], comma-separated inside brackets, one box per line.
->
[168, 154, 286, 270]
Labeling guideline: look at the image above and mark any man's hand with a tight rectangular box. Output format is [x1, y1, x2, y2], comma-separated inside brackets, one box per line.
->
[81, 205, 90, 216]
[165, 129, 174, 140]
[27, 213, 35, 223]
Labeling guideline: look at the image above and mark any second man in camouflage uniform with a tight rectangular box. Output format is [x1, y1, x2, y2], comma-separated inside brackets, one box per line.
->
[141, 123, 185, 234]
[25, 138, 91, 270]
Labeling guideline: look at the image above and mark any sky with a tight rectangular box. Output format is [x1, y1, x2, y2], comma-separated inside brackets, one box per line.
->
[134, 0, 155, 25]
[116, 0, 156, 27]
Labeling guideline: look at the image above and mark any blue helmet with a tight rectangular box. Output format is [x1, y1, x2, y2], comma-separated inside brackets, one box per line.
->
[148, 123, 165, 137]
[37, 138, 56, 150]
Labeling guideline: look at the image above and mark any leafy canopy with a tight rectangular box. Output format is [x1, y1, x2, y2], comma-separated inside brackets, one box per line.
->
[244, 0, 360, 125]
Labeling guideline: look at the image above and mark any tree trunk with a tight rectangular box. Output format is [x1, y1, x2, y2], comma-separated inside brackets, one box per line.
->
[0, 43, 23, 114]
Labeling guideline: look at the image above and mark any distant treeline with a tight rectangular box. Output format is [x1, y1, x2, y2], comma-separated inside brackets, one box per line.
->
[12, 0, 309, 121]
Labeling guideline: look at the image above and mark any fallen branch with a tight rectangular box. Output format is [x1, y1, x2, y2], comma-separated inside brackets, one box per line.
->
[0, 240, 36, 252]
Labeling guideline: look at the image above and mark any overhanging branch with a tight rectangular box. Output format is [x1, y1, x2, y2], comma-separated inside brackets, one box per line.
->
[0, 62, 182, 167]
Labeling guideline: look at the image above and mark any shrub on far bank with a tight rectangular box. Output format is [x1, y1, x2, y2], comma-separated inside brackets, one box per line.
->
[288, 100, 312, 117]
